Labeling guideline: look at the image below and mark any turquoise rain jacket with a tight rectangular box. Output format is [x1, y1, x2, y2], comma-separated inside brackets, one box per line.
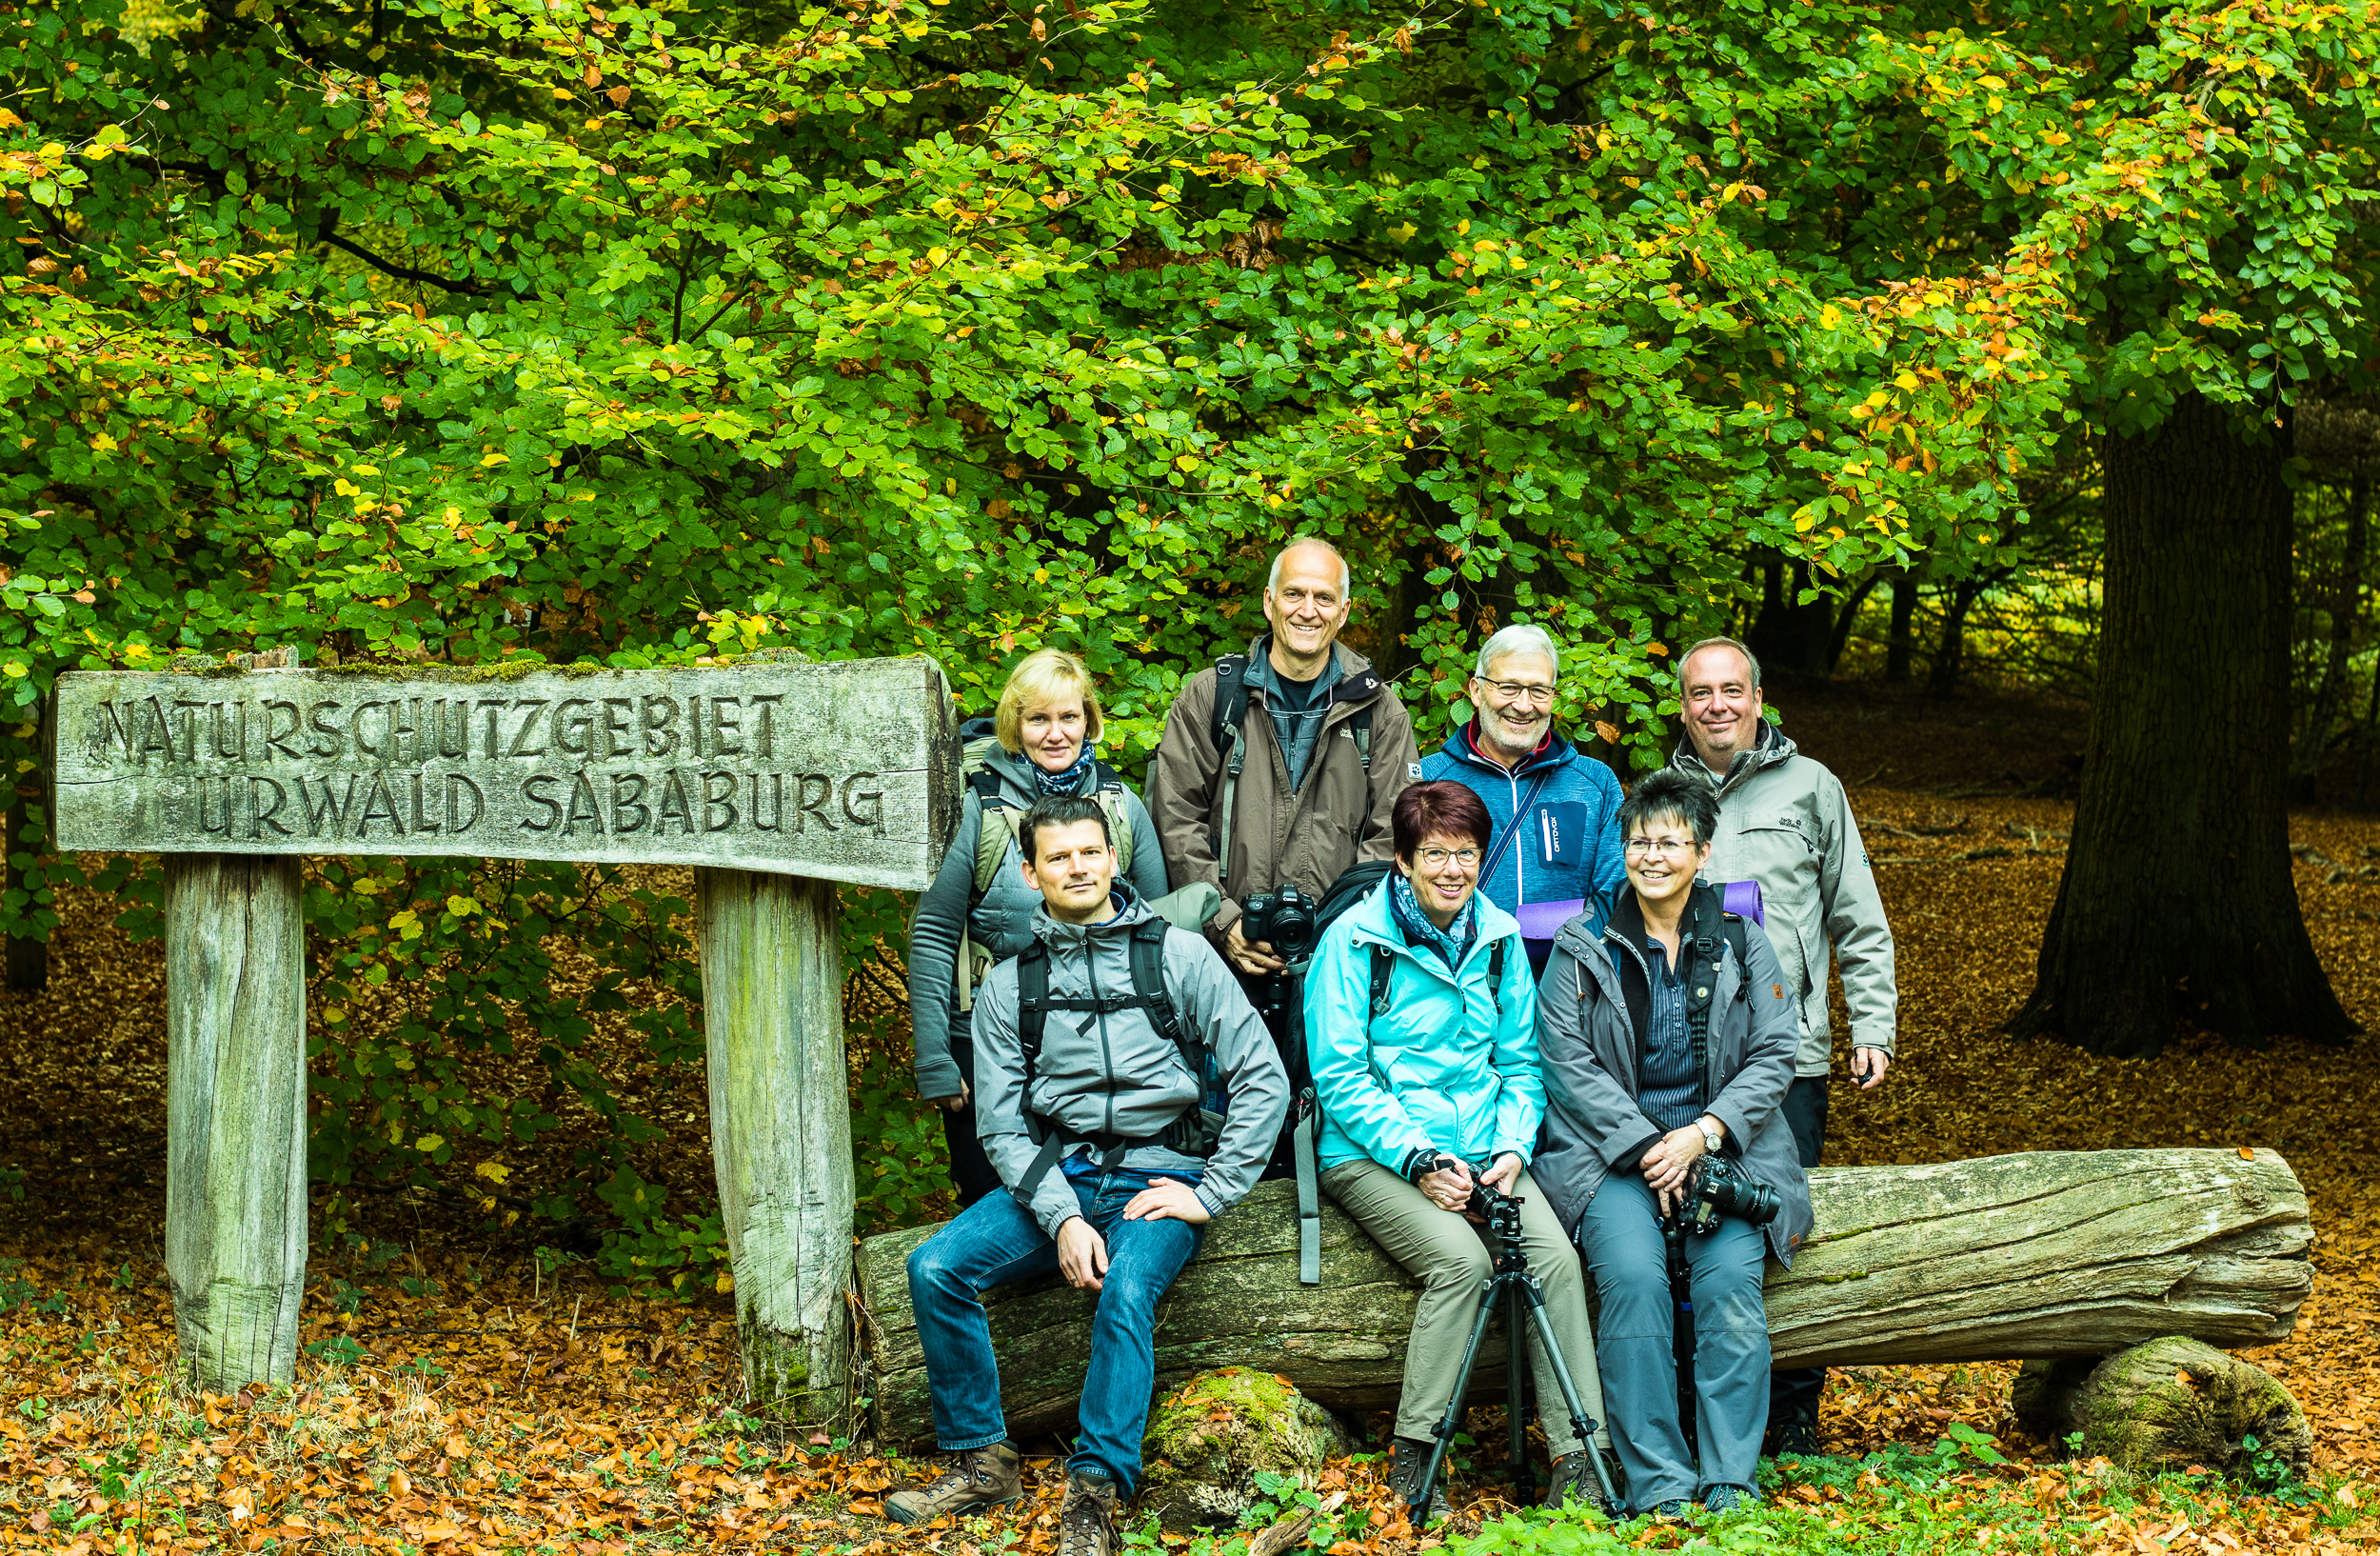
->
[1305, 881, 1542, 1174]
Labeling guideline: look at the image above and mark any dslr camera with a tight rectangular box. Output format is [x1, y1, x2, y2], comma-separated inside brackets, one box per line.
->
[1676, 1154, 1782, 1237]
[1240, 883, 1318, 961]
[1466, 1172, 1527, 1248]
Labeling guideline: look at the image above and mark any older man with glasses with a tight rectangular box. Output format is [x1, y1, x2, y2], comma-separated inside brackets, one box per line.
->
[1419, 624, 1627, 974]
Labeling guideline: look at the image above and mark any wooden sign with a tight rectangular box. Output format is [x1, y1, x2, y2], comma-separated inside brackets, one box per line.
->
[51, 657, 962, 891]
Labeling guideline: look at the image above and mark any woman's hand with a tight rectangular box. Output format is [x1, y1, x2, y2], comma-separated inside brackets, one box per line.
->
[1418, 1156, 1474, 1213]
[1638, 1125, 1711, 1217]
[924, 1081, 970, 1113]
[1479, 1153, 1523, 1195]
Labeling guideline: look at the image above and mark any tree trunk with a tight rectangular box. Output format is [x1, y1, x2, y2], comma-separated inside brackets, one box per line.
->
[2013, 1336, 2311, 1479]
[165, 853, 310, 1391]
[1885, 576, 1918, 684]
[1926, 578, 1984, 695]
[1825, 573, 1884, 674]
[2291, 474, 2370, 789]
[856, 1148, 2310, 1447]
[2008, 395, 2359, 1056]
[1747, 551, 1835, 681]
[699, 868, 855, 1425]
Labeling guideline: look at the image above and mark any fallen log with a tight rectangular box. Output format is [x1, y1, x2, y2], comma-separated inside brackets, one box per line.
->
[854, 1148, 2310, 1447]
[2013, 1337, 2312, 1480]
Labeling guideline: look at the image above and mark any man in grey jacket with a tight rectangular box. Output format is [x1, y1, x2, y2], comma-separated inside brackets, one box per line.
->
[1670, 636, 1896, 1458]
[888, 795, 1288, 1556]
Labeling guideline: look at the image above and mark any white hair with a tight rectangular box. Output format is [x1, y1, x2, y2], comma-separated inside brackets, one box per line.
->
[1475, 623, 1560, 680]
[1265, 536, 1352, 597]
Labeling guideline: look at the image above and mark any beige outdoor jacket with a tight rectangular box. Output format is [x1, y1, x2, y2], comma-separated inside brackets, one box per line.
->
[1147, 640, 1419, 942]
[1672, 725, 1897, 1077]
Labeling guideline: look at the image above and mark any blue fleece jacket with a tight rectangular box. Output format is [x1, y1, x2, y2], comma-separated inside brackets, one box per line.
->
[1418, 725, 1627, 935]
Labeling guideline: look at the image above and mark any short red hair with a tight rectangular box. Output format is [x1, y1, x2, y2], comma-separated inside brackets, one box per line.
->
[1392, 780, 1493, 861]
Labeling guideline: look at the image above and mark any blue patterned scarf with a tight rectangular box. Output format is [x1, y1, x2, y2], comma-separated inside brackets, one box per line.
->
[1389, 871, 1478, 971]
[1032, 746, 1098, 796]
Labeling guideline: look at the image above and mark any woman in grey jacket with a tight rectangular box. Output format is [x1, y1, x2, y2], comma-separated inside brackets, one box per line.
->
[907, 648, 1169, 1204]
[1532, 769, 1812, 1519]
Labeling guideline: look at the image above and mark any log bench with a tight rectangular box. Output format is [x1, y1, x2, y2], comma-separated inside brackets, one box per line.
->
[854, 1148, 2311, 1447]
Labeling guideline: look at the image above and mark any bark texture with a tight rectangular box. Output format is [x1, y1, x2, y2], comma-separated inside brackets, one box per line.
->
[700, 868, 855, 1424]
[164, 853, 309, 1391]
[2013, 1336, 2311, 1479]
[2009, 394, 2358, 1056]
[857, 1148, 2310, 1447]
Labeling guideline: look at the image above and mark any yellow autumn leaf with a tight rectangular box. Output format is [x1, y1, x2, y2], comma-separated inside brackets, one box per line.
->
[1175, 453, 1200, 471]
[415, 1134, 446, 1153]
[481, 451, 508, 467]
[90, 432, 118, 452]
[475, 1161, 511, 1184]
[446, 894, 481, 916]
[333, 478, 361, 497]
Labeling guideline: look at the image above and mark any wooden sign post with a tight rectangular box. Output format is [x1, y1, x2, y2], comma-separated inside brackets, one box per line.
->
[52, 653, 958, 1417]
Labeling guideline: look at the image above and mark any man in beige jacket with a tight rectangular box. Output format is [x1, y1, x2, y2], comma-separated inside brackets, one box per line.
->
[1669, 634, 1897, 1459]
[1147, 537, 1418, 978]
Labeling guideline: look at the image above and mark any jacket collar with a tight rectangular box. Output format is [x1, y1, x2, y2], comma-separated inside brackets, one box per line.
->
[1670, 719, 1796, 794]
[1031, 883, 1154, 949]
[1244, 635, 1387, 712]
[1345, 874, 1522, 978]
[1440, 721, 1575, 777]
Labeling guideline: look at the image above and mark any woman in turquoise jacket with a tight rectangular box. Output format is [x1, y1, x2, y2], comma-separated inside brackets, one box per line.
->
[1307, 781, 1609, 1521]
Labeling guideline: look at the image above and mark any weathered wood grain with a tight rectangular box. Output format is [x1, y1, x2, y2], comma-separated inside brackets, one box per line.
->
[701, 868, 855, 1423]
[51, 657, 962, 890]
[855, 1149, 2311, 1446]
[164, 852, 309, 1391]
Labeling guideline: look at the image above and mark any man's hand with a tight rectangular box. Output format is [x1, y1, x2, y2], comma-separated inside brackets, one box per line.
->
[925, 1081, 970, 1113]
[1478, 1153, 1524, 1195]
[1223, 920, 1287, 976]
[1056, 1217, 1108, 1291]
[1639, 1125, 1711, 1217]
[1121, 1177, 1211, 1226]
[1851, 1047, 1892, 1089]
[1418, 1156, 1474, 1213]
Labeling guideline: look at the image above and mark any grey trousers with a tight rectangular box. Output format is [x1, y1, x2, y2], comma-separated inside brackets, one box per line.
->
[1577, 1170, 1770, 1511]
[1322, 1157, 1609, 1453]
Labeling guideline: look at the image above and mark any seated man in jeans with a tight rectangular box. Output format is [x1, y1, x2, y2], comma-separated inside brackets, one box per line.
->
[888, 794, 1288, 1556]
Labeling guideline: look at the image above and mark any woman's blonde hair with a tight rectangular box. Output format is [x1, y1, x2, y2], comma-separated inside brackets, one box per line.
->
[994, 648, 1105, 752]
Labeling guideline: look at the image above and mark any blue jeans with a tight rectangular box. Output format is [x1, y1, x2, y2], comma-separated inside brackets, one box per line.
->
[906, 1159, 1202, 1491]
[1578, 1172, 1770, 1511]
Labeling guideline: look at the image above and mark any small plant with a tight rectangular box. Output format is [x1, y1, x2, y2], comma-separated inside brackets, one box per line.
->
[329, 1278, 368, 1315]
[109, 1261, 137, 1291]
[306, 1334, 366, 1368]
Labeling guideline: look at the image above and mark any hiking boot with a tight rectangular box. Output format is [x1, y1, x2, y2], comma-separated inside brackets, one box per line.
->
[1056, 1466, 1120, 1556]
[1648, 1499, 1693, 1523]
[883, 1441, 1022, 1526]
[1544, 1447, 1612, 1514]
[1387, 1436, 1453, 1525]
[1766, 1417, 1822, 1459]
[1700, 1484, 1755, 1515]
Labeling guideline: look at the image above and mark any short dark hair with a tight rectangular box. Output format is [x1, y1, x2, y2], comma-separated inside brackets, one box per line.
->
[1617, 769, 1720, 848]
[1392, 780, 1494, 861]
[1018, 794, 1111, 863]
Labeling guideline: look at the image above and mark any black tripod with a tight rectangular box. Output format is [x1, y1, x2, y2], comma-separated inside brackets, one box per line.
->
[1414, 1171, 1622, 1523]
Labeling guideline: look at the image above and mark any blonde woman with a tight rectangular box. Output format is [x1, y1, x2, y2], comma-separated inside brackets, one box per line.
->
[908, 648, 1171, 1204]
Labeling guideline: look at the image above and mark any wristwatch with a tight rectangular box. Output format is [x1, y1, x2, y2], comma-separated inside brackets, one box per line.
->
[1698, 1119, 1725, 1156]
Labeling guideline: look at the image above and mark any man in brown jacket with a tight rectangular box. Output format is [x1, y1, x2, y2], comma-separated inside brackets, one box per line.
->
[1147, 537, 1419, 977]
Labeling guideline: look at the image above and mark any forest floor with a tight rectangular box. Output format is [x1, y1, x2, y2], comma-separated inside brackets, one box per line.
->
[1, 677, 2377, 1555]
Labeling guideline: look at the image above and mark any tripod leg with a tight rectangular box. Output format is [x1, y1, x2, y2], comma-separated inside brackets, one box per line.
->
[1504, 1284, 1535, 1505]
[1514, 1278, 1623, 1517]
[1418, 1276, 1503, 1528]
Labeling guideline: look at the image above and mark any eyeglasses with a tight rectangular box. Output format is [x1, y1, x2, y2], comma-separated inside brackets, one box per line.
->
[1416, 848, 1480, 868]
[1624, 838, 1696, 857]
[1478, 680, 1557, 706]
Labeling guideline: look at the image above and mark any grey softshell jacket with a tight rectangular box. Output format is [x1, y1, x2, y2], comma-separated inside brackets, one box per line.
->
[1670, 726, 1897, 1077]
[905, 746, 1169, 1100]
[1531, 906, 1815, 1267]
[970, 891, 1290, 1241]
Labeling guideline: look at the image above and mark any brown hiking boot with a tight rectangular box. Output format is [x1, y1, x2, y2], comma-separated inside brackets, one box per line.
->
[883, 1441, 1022, 1526]
[1544, 1447, 1613, 1514]
[1056, 1466, 1120, 1556]
[1387, 1436, 1452, 1525]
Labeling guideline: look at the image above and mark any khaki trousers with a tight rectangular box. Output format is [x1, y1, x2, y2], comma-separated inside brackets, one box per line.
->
[1323, 1157, 1609, 1453]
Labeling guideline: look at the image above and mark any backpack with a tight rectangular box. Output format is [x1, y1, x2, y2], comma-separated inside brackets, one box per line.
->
[1003, 917, 1224, 1206]
[950, 732, 1137, 1011]
[1280, 860, 1512, 1286]
[1208, 652, 1378, 868]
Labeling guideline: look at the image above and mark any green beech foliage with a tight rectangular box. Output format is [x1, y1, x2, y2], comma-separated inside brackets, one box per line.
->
[16, 0, 2366, 1249]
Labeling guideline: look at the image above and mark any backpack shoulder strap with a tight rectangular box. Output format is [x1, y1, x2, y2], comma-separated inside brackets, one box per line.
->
[1210, 655, 1252, 867]
[1092, 761, 1135, 880]
[1016, 941, 1051, 1093]
[1488, 935, 1505, 996]
[1721, 912, 1751, 1002]
[1350, 703, 1375, 771]
[1128, 918, 1190, 1061]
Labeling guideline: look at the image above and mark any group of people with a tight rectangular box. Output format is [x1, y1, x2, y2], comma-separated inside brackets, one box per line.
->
[890, 537, 1899, 1554]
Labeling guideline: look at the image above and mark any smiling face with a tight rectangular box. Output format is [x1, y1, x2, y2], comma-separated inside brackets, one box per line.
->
[1018, 698, 1088, 775]
[1679, 643, 1766, 771]
[1021, 817, 1118, 924]
[1262, 543, 1354, 669]
[1623, 808, 1712, 912]
[1399, 828, 1483, 928]
[1468, 648, 1557, 765]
